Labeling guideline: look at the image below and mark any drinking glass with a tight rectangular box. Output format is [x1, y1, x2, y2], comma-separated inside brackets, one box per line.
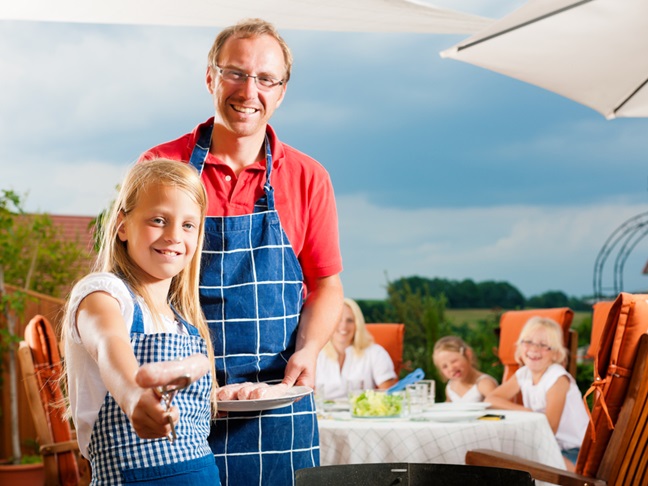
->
[406, 383, 427, 417]
[418, 379, 436, 408]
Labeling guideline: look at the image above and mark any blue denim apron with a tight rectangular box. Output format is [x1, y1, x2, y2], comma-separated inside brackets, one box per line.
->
[87, 287, 219, 485]
[188, 123, 319, 485]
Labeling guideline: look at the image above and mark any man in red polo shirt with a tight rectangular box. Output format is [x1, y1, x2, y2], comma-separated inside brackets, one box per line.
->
[139, 18, 343, 485]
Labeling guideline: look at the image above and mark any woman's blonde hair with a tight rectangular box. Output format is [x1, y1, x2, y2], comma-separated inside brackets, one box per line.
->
[65, 159, 218, 409]
[514, 316, 567, 367]
[323, 297, 374, 361]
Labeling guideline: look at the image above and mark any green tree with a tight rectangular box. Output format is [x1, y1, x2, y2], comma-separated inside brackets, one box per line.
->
[381, 279, 449, 398]
[0, 189, 89, 463]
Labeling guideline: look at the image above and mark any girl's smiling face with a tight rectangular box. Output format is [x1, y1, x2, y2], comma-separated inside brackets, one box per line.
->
[519, 328, 557, 374]
[434, 350, 472, 383]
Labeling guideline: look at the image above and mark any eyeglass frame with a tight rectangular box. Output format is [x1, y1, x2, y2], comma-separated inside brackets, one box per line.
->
[212, 65, 285, 89]
[519, 340, 553, 352]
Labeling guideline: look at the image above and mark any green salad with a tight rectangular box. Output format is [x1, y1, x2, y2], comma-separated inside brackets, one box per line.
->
[350, 390, 403, 417]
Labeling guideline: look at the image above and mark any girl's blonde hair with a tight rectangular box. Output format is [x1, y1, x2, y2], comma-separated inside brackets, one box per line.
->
[514, 316, 567, 366]
[432, 336, 477, 382]
[323, 297, 374, 361]
[65, 159, 218, 409]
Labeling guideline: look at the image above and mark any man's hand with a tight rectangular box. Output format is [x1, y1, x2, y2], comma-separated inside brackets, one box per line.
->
[282, 347, 318, 388]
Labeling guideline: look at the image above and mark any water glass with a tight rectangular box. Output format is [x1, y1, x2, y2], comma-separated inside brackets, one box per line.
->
[418, 379, 436, 407]
[406, 383, 427, 417]
[314, 383, 327, 412]
[346, 378, 365, 400]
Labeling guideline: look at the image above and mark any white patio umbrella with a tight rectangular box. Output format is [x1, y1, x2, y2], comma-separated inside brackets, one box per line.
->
[440, 0, 648, 120]
[0, 0, 490, 34]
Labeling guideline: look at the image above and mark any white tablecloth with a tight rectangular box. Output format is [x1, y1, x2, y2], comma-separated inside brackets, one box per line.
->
[318, 410, 565, 471]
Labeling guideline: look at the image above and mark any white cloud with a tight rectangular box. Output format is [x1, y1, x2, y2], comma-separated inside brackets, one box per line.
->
[4, 156, 126, 216]
[337, 194, 648, 300]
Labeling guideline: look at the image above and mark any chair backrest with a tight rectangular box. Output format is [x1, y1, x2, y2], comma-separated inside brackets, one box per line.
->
[596, 332, 648, 485]
[576, 293, 648, 479]
[295, 463, 534, 485]
[498, 307, 575, 383]
[19, 314, 88, 486]
[365, 323, 405, 375]
[586, 300, 614, 359]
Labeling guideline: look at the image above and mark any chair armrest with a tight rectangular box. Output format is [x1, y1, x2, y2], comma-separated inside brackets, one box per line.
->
[466, 450, 607, 486]
[40, 439, 80, 456]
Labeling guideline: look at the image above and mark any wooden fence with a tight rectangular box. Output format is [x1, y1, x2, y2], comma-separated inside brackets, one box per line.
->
[0, 284, 66, 460]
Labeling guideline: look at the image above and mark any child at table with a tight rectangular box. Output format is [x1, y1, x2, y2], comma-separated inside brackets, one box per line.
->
[485, 316, 589, 471]
[433, 336, 498, 402]
[63, 159, 220, 484]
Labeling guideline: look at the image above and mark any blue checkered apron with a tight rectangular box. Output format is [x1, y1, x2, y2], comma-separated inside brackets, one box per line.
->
[87, 289, 219, 485]
[188, 123, 319, 486]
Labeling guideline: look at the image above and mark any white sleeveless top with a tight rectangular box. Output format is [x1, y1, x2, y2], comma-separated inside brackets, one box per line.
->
[516, 363, 588, 450]
[445, 374, 498, 403]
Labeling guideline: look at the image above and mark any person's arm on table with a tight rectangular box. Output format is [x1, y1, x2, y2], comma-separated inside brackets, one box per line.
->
[282, 274, 344, 388]
[485, 376, 531, 411]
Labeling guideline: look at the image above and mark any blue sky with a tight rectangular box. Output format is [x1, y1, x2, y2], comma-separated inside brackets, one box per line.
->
[2, 1, 648, 301]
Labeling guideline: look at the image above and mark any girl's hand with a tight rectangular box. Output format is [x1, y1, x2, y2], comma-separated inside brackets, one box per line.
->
[126, 386, 180, 439]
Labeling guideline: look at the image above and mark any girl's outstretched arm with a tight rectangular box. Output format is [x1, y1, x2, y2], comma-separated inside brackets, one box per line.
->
[544, 375, 569, 433]
[485, 376, 528, 411]
[75, 291, 178, 439]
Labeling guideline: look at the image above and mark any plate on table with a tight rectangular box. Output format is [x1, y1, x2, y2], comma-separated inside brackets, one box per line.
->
[429, 402, 491, 412]
[419, 411, 483, 422]
[324, 399, 350, 412]
[218, 386, 312, 412]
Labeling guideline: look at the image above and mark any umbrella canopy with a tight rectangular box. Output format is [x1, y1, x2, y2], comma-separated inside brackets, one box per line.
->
[440, 0, 648, 119]
[0, 0, 490, 34]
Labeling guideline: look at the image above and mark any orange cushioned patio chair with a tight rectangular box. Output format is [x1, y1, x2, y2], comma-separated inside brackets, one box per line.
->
[19, 314, 91, 485]
[365, 323, 405, 375]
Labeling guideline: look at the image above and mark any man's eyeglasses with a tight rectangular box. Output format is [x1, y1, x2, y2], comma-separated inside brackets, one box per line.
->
[214, 65, 284, 89]
[519, 340, 553, 352]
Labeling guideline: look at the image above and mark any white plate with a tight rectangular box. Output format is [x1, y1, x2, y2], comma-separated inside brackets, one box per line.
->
[218, 386, 312, 412]
[429, 402, 491, 412]
[323, 399, 350, 412]
[419, 411, 483, 422]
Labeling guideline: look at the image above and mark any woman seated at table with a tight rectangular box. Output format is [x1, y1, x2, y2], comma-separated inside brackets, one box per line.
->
[316, 298, 398, 399]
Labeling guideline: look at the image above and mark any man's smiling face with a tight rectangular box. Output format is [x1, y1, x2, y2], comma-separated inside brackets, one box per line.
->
[207, 34, 287, 139]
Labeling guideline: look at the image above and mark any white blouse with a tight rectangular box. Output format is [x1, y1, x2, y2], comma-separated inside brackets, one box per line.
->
[316, 344, 397, 399]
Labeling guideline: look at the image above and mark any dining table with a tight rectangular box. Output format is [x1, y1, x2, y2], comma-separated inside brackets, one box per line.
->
[317, 405, 566, 482]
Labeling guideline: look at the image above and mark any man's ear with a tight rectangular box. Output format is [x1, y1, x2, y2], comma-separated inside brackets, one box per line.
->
[117, 211, 127, 242]
[206, 66, 216, 95]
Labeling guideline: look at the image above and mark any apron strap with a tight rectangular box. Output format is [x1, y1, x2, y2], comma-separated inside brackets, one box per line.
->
[188, 121, 276, 211]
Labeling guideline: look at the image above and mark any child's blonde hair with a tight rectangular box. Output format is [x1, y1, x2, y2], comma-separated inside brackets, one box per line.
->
[323, 297, 374, 361]
[64, 159, 218, 408]
[514, 316, 567, 366]
[433, 335, 476, 367]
